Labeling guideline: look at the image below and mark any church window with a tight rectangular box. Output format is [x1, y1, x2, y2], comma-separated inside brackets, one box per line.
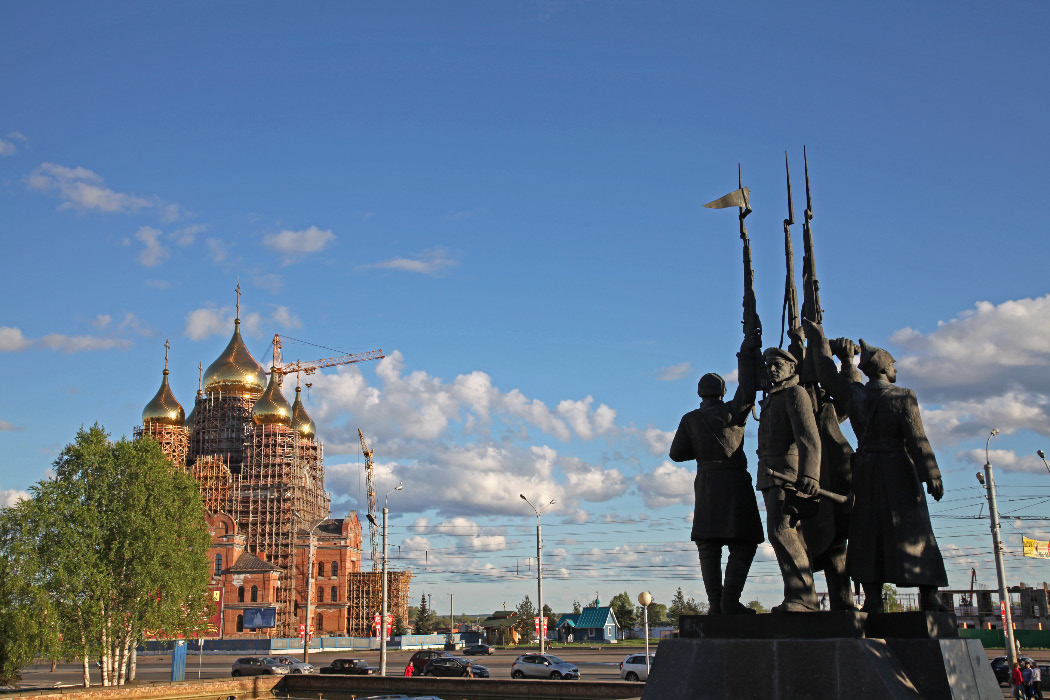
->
[251, 585, 258, 602]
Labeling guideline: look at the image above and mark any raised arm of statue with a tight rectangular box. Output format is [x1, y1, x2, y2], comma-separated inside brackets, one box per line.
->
[802, 319, 860, 408]
[728, 330, 761, 424]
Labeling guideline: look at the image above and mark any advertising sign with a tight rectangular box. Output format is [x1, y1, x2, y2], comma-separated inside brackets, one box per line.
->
[243, 607, 277, 629]
[1023, 536, 1050, 559]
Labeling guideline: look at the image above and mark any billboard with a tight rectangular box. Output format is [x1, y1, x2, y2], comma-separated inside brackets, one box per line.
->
[244, 607, 277, 629]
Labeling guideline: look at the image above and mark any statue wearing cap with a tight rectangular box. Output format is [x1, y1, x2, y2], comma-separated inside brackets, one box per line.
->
[669, 331, 764, 614]
[756, 342, 823, 612]
[804, 320, 948, 612]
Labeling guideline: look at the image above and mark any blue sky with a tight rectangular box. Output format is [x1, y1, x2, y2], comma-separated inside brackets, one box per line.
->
[2, 1, 1049, 615]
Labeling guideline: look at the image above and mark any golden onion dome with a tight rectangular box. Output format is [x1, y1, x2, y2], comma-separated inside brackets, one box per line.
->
[203, 320, 267, 394]
[252, 370, 292, 426]
[291, 385, 316, 440]
[142, 369, 185, 426]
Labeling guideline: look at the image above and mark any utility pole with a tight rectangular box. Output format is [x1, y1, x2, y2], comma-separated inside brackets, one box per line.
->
[293, 512, 323, 663]
[976, 428, 1016, 665]
[520, 494, 555, 653]
[374, 482, 403, 676]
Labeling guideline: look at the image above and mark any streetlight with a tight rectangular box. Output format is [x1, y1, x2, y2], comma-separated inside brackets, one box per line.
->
[1038, 450, 1050, 477]
[520, 494, 555, 653]
[637, 591, 652, 675]
[975, 428, 1016, 665]
[368, 482, 403, 676]
[292, 511, 326, 663]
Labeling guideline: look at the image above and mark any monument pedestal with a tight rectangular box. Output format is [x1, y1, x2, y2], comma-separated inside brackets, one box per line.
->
[643, 613, 1001, 700]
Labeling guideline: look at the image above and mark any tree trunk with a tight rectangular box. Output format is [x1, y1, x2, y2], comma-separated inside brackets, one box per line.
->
[79, 628, 91, 688]
[128, 644, 137, 682]
[81, 656, 91, 688]
[100, 614, 110, 686]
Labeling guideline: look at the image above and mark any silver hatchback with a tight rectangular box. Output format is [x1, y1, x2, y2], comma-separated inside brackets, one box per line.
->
[510, 653, 580, 680]
[272, 655, 316, 674]
[231, 656, 290, 676]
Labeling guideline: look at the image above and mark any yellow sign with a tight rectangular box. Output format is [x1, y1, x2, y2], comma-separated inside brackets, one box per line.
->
[1023, 536, 1050, 559]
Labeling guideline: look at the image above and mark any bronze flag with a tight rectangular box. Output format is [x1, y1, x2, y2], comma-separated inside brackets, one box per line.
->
[703, 187, 750, 210]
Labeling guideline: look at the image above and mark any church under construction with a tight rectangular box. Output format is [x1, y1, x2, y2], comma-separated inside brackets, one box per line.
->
[135, 299, 410, 639]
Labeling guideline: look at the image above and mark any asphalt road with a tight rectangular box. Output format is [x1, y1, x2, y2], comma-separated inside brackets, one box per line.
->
[13, 646, 643, 690]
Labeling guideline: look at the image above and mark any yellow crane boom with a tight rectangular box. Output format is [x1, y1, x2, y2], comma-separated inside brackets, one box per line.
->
[358, 428, 379, 572]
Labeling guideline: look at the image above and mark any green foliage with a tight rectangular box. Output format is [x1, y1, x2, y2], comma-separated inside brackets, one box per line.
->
[641, 602, 669, 626]
[668, 587, 706, 625]
[0, 426, 212, 686]
[882, 584, 902, 612]
[513, 595, 536, 643]
[746, 600, 768, 613]
[609, 591, 637, 639]
[392, 613, 408, 636]
[572, 600, 582, 614]
[414, 593, 434, 634]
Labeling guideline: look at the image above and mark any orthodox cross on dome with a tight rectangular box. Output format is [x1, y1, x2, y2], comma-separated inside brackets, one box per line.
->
[197, 362, 203, 392]
[164, 339, 170, 371]
[235, 282, 241, 321]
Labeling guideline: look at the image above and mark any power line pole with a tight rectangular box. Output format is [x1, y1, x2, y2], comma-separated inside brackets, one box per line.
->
[520, 494, 555, 653]
[977, 428, 1016, 665]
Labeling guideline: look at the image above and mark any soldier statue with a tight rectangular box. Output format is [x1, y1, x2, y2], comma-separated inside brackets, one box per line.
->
[756, 344, 822, 613]
[669, 331, 764, 615]
[804, 320, 949, 612]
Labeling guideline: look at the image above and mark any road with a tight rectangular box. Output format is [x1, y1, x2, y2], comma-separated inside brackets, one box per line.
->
[13, 646, 641, 690]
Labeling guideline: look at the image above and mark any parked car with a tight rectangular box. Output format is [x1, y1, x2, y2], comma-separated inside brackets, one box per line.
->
[231, 657, 290, 676]
[421, 656, 490, 678]
[319, 658, 378, 675]
[989, 656, 1044, 686]
[510, 653, 580, 680]
[408, 649, 455, 674]
[619, 652, 655, 682]
[462, 643, 494, 656]
[271, 655, 316, 674]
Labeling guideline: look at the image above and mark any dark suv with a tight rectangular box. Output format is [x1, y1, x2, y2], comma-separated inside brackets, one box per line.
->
[409, 649, 455, 674]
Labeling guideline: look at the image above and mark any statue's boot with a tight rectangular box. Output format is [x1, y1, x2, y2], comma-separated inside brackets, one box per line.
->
[919, 586, 949, 612]
[721, 541, 758, 614]
[696, 540, 723, 615]
[861, 581, 885, 613]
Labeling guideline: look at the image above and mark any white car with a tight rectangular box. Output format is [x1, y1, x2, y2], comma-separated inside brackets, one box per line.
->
[619, 652, 655, 682]
[272, 655, 316, 674]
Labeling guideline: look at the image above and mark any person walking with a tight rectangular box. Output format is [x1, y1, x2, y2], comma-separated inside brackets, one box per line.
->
[1031, 661, 1043, 700]
[403, 662, 414, 677]
[1012, 662, 1026, 700]
[1024, 661, 1035, 699]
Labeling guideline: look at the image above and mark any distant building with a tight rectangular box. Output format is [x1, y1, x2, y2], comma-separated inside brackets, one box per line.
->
[555, 606, 619, 643]
[481, 611, 521, 645]
[136, 303, 410, 638]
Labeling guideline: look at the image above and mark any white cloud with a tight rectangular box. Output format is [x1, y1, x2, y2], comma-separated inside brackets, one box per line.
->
[0, 138, 15, 157]
[920, 391, 1050, 445]
[658, 362, 693, 381]
[184, 304, 304, 341]
[633, 461, 693, 509]
[27, 162, 184, 219]
[556, 396, 616, 441]
[1, 489, 31, 507]
[263, 226, 335, 261]
[0, 327, 32, 352]
[206, 238, 229, 264]
[171, 224, 206, 246]
[135, 226, 168, 266]
[561, 457, 627, 501]
[91, 314, 112, 329]
[39, 334, 132, 353]
[953, 448, 1047, 474]
[0, 420, 24, 431]
[362, 248, 459, 275]
[891, 295, 1050, 402]
[643, 428, 674, 455]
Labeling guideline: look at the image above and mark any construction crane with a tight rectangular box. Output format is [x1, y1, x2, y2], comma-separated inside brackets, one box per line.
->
[358, 428, 379, 572]
[269, 333, 384, 382]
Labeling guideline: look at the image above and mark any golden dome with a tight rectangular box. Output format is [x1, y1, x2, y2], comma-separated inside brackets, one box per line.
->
[142, 369, 185, 426]
[252, 371, 292, 426]
[203, 320, 267, 394]
[291, 385, 316, 440]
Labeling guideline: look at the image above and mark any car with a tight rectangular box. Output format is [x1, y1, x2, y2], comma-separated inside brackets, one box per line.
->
[271, 655, 316, 674]
[619, 652, 655, 682]
[462, 643, 494, 656]
[231, 657, 291, 676]
[510, 653, 580, 680]
[989, 656, 1046, 686]
[421, 657, 490, 678]
[319, 658, 378, 675]
[408, 649, 455, 674]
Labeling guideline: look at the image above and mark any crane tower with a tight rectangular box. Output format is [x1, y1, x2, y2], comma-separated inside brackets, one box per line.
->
[358, 428, 380, 571]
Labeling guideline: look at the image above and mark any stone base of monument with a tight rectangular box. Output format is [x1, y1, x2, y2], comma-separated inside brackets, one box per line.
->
[642, 612, 1001, 700]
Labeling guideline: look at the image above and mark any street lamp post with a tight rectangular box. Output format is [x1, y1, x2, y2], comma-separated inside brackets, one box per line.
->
[293, 512, 325, 663]
[369, 482, 403, 676]
[637, 591, 652, 675]
[520, 494, 555, 653]
[976, 428, 1016, 665]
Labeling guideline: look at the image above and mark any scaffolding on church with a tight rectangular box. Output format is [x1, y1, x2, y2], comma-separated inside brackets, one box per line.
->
[134, 423, 189, 471]
[188, 391, 259, 474]
[346, 570, 413, 637]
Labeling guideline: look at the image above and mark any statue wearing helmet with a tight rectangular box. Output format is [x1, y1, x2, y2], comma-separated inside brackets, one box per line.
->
[669, 331, 763, 614]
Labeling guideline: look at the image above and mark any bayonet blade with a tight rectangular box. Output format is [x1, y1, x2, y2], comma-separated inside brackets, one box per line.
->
[785, 151, 794, 226]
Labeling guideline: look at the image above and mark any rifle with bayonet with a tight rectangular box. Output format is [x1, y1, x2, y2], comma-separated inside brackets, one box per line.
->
[703, 166, 763, 381]
[799, 146, 824, 388]
[781, 152, 804, 363]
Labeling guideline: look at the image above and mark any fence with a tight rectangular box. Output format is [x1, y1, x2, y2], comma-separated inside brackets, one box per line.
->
[138, 633, 471, 655]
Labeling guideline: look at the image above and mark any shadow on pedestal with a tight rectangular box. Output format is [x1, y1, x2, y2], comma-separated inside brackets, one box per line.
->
[644, 613, 999, 700]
